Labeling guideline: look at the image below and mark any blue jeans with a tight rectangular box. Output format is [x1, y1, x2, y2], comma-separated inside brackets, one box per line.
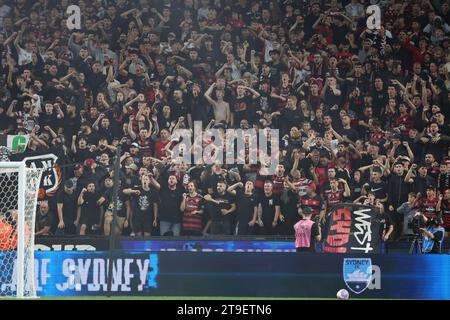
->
[160, 221, 181, 236]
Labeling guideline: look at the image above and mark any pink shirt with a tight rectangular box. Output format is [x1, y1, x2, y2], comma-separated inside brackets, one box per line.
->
[294, 219, 315, 248]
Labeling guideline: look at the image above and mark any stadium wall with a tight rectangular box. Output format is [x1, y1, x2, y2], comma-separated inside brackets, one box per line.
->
[35, 237, 450, 252]
[3, 251, 449, 299]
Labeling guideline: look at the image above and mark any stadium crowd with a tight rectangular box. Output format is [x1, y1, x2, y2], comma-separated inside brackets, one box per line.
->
[0, 0, 449, 243]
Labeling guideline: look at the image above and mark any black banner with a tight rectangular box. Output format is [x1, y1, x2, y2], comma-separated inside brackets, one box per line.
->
[11, 145, 69, 199]
[323, 204, 381, 254]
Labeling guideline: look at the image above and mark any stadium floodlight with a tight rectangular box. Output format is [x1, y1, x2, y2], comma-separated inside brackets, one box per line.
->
[0, 162, 42, 298]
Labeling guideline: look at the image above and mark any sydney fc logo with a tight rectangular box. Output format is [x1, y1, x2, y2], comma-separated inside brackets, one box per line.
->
[343, 258, 372, 294]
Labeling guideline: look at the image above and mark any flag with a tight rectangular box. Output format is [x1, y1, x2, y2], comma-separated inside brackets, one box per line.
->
[11, 145, 68, 199]
[0, 134, 29, 153]
[322, 203, 382, 254]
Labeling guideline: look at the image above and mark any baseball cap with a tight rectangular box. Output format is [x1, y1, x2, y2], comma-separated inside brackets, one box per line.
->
[269, 49, 280, 56]
[391, 133, 401, 140]
[131, 143, 139, 148]
[64, 180, 74, 188]
[401, 156, 411, 162]
[125, 163, 138, 171]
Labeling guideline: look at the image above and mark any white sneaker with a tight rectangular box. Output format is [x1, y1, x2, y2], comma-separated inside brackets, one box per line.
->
[130, 232, 136, 237]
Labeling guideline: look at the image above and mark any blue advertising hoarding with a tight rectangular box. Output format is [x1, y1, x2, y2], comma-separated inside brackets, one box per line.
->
[119, 240, 296, 252]
[1, 251, 449, 299]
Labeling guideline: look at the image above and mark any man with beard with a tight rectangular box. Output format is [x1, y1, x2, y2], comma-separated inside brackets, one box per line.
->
[298, 184, 325, 223]
[387, 162, 411, 240]
[204, 180, 236, 235]
[257, 181, 282, 235]
[180, 181, 204, 236]
[100, 178, 131, 236]
[77, 181, 102, 236]
[6, 98, 36, 134]
[79, 120, 100, 146]
[405, 163, 436, 196]
[155, 174, 184, 236]
[124, 174, 159, 237]
[56, 180, 78, 235]
[420, 122, 449, 162]
[227, 180, 258, 235]
[417, 185, 440, 220]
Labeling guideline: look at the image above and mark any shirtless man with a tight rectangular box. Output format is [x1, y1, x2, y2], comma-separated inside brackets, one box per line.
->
[204, 82, 231, 125]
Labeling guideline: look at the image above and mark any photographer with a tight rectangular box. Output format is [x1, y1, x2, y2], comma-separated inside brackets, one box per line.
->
[421, 217, 445, 254]
[375, 201, 393, 248]
[397, 192, 420, 237]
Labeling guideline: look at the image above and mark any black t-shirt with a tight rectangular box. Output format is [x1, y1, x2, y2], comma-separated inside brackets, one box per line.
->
[210, 191, 235, 221]
[205, 173, 224, 194]
[258, 193, 280, 224]
[269, 61, 288, 85]
[376, 211, 393, 239]
[81, 191, 101, 223]
[103, 189, 129, 218]
[56, 190, 77, 223]
[159, 186, 184, 223]
[232, 96, 254, 125]
[36, 212, 53, 234]
[369, 181, 388, 200]
[170, 100, 190, 122]
[280, 107, 304, 135]
[337, 127, 359, 142]
[81, 130, 100, 147]
[132, 186, 159, 217]
[38, 112, 60, 130]
[86, 71, 106, 96]
[235, 189, 257, 224]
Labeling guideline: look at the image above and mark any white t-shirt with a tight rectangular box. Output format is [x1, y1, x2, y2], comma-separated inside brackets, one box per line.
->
[18, 48, 32, 66]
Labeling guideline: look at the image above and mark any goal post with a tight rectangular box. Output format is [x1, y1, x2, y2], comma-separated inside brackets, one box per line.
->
[0, 162, 42, 298]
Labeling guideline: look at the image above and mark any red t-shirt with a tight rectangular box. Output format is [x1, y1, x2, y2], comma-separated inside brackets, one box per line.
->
[154, 139, 170, 159]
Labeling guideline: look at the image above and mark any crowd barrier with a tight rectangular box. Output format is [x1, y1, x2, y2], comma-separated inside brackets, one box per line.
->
[35, 236, 450, 253]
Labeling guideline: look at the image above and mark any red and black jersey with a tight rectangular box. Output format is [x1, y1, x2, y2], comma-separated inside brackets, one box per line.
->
[394, 113, 415, 135]
[293, 178, 316, 200]
[272, 175, 285, 195]
[307, 94, 322, 111]
[441, 199, 450, 229]
[255, 168, 271, 189]
[274, 85, 293, 110]
[324, 189, 344, 211]
[182, 194, 205, 232]
[299, 194, 325, 217]
[135, 137, 152, 157]
[418, 197, 439, 219]
[368, 132, 385, 144]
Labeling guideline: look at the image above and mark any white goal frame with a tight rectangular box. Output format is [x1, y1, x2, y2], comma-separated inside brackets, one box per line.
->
[0, 161, 41, 298]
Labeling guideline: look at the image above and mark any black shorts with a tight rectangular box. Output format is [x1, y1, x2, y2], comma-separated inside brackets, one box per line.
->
[80, 215, 93, 228]
[133, 212, 153, 234]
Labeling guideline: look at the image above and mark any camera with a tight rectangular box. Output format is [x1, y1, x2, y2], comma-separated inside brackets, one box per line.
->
[313, 214, 321, 225]
[428, 217, 442, 228]
[408, 213, 425, 235]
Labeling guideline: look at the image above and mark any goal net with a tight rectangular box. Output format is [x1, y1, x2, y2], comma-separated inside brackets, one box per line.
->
[0, 163, 42, 298]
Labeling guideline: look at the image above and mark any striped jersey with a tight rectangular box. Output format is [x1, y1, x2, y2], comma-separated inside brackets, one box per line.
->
[182, 194, 205, 232]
